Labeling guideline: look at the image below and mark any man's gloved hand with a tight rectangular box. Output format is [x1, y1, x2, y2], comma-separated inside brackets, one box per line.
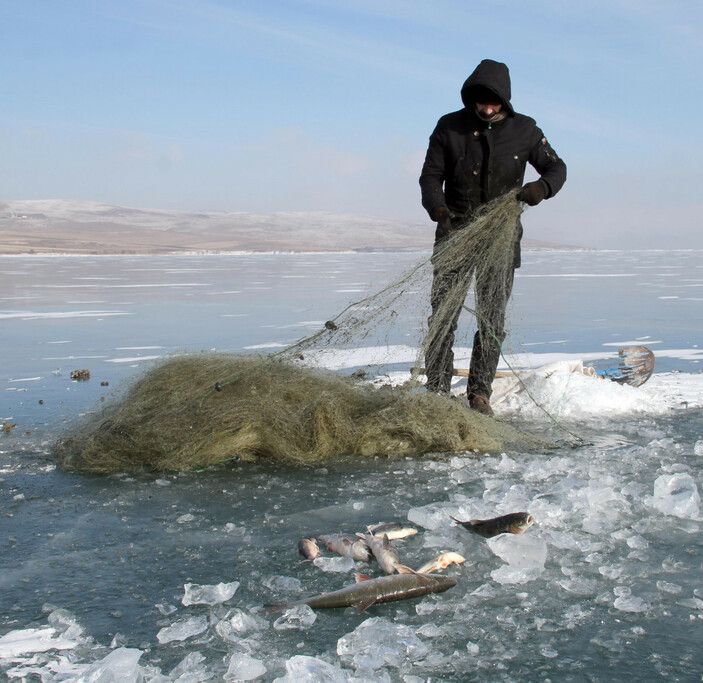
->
[518, 180, 549, 206]
[431, 207, 455, 239]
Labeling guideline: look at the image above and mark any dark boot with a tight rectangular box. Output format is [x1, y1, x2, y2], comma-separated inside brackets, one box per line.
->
[468, 393, 494, 417]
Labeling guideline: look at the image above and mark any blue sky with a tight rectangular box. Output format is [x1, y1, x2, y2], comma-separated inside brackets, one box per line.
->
[1, 0, 701, 247]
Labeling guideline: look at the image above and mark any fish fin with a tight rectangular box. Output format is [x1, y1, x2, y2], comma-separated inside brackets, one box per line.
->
[395, 564, 419, 575]
[354, 598, 376, 613]
[415, 563, 438, 574]
[354, 573, 371, 583]
[355, 532, 367, 540]
[449, 515, 463, 525]
[382, 534, 391, 549]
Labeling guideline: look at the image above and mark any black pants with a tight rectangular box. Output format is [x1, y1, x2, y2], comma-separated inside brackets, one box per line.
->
[425, 244, 515, 397]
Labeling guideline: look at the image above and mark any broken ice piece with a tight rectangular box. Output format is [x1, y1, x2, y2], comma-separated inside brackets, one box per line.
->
[182, 581, 240, 606]
[273, 605, 317, 631]
[156, 615, 208, 643]
[225, 653, 267, 681]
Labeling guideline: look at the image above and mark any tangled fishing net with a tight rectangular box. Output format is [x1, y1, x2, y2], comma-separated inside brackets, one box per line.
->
[57, 192, 553, 474]
[56, 354, 549, 474]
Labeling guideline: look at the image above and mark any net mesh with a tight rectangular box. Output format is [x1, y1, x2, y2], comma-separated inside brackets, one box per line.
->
[278, 191, 522, 380]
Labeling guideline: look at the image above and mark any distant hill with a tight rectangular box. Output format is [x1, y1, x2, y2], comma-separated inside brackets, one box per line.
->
[0, 200, 581, 254]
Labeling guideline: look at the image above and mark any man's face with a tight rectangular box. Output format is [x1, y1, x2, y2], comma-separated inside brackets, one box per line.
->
[475, 100, 503, 119]
[472, 86, 503, 120]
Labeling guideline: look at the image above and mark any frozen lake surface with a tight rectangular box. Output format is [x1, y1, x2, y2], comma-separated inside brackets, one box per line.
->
[1, 250, 702, 681]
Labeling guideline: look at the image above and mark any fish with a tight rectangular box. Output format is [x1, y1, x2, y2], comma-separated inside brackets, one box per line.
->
[359, 532, 402, 574]
[416, 552, 466, 574]
[366, 522, 418, 540]
[302, 572, 457, 612]
[319, 534, 372, 562]
[297, 537, 320, 561]
[450, 512, 535, 538]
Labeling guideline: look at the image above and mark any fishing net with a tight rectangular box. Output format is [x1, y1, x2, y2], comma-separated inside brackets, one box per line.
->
[55, 354, 550, 474]
[56, 191, 555, 474]
[280, 191, 522, 381]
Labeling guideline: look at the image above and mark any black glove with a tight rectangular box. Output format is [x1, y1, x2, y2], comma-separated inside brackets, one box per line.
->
[431, 207, 455, 240]
[518, 180, 549, 206]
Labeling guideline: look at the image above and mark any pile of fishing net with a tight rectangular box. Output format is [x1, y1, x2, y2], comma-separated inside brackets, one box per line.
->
[56, 355, 550, 474]
[56, 193, 553, 474]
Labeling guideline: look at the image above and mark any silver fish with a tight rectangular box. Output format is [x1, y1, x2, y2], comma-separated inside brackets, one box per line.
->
[303, 572, 456, 612]
[319, 533, 372, 562]
[367, 522, 418, 540]
[360, 532, 402, 574]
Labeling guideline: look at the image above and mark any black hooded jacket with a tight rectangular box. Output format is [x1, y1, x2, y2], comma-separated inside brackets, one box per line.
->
[419, 59, 567, 266]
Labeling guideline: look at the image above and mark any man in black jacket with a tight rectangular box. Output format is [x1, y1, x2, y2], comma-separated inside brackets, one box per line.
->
[419, 59, 566, 415]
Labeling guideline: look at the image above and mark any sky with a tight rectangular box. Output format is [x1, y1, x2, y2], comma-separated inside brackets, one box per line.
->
[1, 0, 702, 248]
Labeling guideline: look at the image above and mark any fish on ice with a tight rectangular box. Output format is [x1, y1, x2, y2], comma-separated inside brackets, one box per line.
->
[359, 532, 403, 574]
[450, 512, 535, 538]
[319, 534, 372, 562]
[301, 571, 457, 612]
[366, 522, 418, 540]
[297, 537, 320, 561]
[416, 552, 466, 574]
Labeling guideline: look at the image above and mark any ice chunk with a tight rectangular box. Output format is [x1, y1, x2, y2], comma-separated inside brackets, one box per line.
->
[0, 627, 77, 658]
[156, 615, 208, 643]
[613, 595, 648, 613]
[651, 473, 700, 519]
[625, 535, 649, 550]
[74, 647, 143, 682]
[215, 609, 268, 640]
[677, 597, 703, 610]
[470, 583, 499, 599]
[170, 651, 210, 681]
[225, 653, 266, 681]
[487, 533, 547, 584]
[177, 513, 196, 523]
[156, 603, 177, 616]
[46, 608, 85, 641]
[182, 581, 240, 606]
[272, 655, 348, 683]
[263, 576, 303, 593]
[407, 502, 452, 531]
[656, 580, 682, 594]
[415, 623, 443, 638]
[273, 605, 317, 631]
[337, 617, 430, 670]
[693, 440, 703, 456]
[313, 556, 355, 573]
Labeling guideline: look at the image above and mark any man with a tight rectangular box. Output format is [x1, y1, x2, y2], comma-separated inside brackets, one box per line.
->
[419, 58, 566, 415]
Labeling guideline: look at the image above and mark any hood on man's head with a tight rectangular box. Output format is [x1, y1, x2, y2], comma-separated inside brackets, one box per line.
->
[461, 59, 514, 115]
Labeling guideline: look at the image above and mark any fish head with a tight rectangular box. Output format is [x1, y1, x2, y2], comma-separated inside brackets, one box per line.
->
[437, 552, 466, 569]
[297, 537, 319, 560]
[510, 512, 535, 534]
[431, 574, 458, 592]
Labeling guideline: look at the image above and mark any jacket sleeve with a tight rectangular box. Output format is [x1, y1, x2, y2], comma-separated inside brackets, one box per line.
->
[528, 126, 566, 198]
[419, 120, 449, 219]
